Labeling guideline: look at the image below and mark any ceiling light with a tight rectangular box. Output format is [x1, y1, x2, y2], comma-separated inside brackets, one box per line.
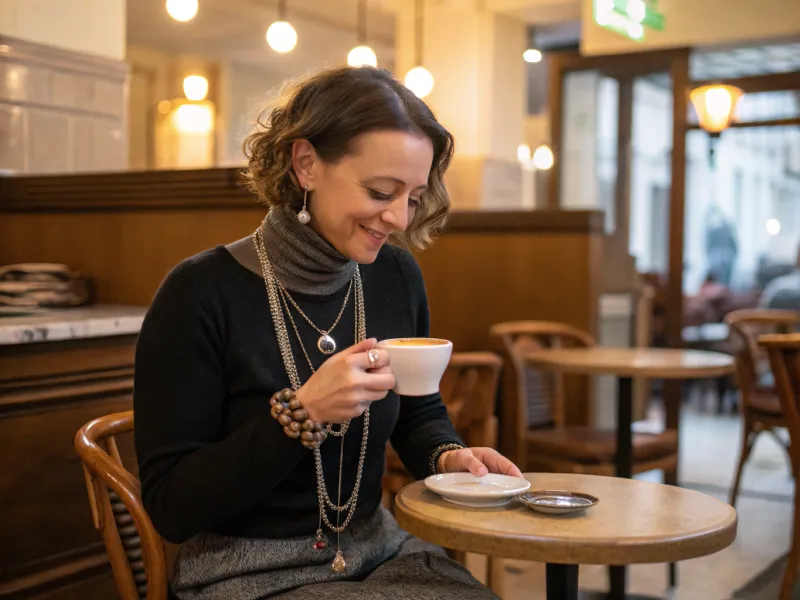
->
[267, 21, 297, 53]
[166, 0, 198, 22]
[348, 45, 377, 67]
[183, 75, 209, 101]
[523, 49, 542, 63]
[532, 145, 554, 170]
[267, 1, 297, 53]
[690, 84, 745, 133]
[405, 66, 434, 98]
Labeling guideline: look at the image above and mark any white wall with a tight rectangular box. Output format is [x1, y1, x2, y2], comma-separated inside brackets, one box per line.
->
[0, 0, 126, 60]
[216, 62, 288, 166]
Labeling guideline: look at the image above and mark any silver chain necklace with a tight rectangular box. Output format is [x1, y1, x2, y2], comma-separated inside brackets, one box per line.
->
[277, 277, 353, 355]
[253, 226, 368, 574]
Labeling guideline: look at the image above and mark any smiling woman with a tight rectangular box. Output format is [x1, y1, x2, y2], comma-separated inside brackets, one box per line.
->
[241, 66, 453, 254]
[132, 65, 518, 600]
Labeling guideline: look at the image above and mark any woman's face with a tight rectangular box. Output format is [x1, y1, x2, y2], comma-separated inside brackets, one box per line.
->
[292, 130, 434, 264]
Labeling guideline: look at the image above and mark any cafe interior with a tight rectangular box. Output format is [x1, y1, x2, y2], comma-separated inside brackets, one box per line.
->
[1, 0, 800, 599]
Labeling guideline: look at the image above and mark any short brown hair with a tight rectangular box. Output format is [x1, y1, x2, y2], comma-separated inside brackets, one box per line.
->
[241, 66, 454, 250]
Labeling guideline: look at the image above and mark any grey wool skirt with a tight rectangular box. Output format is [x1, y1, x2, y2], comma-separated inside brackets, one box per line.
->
[172, 506, 499, 600]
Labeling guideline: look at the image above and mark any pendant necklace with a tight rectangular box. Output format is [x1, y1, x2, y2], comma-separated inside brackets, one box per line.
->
[275, 277, 353, 355]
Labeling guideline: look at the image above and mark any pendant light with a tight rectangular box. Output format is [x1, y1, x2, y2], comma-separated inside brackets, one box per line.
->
[348, 0, 377, 67]
[404, 0, 434, 98]
[266, 0, 298, 54]
[166, 0, 198, 22]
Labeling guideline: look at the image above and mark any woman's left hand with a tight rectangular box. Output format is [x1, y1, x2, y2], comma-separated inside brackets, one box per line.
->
[438, 447, 523, 478]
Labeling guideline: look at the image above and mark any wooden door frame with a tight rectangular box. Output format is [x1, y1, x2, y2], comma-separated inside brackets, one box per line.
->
[546, 48, 691, 435]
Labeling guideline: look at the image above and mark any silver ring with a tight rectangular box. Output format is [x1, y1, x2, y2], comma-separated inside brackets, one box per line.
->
[367, 349, 380, 369]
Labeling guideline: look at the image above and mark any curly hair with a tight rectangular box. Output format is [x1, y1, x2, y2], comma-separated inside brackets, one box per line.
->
[241, 66, 454, 250]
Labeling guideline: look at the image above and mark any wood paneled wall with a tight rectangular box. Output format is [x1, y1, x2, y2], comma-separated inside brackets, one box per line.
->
[0, 169, 604, 331]
[0, 336, 137, 600]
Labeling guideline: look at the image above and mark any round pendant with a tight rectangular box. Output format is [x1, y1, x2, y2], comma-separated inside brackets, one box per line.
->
[331, 551, 346, 573]
[297, 209, 311, 224]
[318, 334, 336, 355]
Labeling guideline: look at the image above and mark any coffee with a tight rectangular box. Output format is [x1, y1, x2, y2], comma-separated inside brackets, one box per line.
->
[381, 338, 449, 347]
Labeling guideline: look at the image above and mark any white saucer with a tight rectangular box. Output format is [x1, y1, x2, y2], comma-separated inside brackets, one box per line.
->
[424, 473, 531, 508]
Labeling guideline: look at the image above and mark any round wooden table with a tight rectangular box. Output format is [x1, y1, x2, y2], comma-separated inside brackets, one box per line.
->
[395, 473, 737, 600]
[524, 347, 735, 598]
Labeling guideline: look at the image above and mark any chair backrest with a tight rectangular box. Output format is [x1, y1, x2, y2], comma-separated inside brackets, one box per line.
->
[724, 309, 800, 407]
[382, 351, 503, 497]
[758, 333, 800, 437]
[438, 352, 503, 449]
[74, 411, 167, 600]
[490, 321, 595, 465]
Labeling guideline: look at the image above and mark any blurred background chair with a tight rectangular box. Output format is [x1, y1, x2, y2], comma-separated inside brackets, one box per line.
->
[490, 321, 677, 479]
[725, 309, 798, 508]
[758, 333, 800, 600]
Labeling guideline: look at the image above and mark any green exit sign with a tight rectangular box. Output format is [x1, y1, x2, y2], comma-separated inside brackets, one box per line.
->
[593, 0, 666, 41]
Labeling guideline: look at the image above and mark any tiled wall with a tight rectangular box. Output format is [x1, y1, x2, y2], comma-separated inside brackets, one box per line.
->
[0, 36, 128, 174]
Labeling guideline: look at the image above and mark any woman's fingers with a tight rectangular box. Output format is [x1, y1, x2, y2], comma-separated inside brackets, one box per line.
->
[359, 371, 396, 393]
[348, 348, 391, 371]
[441, 449, 488, 477]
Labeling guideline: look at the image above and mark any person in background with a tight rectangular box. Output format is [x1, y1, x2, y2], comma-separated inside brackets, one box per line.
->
[759, 245, 800, 311]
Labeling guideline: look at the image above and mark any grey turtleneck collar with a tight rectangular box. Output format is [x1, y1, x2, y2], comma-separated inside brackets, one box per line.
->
[260, 203, 357, 296]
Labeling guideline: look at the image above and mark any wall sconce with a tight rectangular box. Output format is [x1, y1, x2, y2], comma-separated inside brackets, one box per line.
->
[155, 98, 216, 169]
[689, 84, 744, 167]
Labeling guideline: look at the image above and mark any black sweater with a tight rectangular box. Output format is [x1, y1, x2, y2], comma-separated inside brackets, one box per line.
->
[133, 243, 462, 544]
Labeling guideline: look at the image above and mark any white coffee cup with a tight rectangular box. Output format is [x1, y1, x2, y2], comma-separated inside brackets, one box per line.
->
[377, 337, 453, 396]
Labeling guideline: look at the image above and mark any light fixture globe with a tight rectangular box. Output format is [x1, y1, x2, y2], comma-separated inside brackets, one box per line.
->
[266, 20, 298, 53]
[523, 49, 542, 63]
[347, 45, 377, 67]
[690, 84, 744, 134]
[183, 75, 209, 101]
[404, 66, 434, 98]
[532, 145, 554, 170]
[166, 0, 198, 21]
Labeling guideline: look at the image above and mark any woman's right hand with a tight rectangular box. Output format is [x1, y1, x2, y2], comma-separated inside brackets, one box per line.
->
[295, 338, 394, 423]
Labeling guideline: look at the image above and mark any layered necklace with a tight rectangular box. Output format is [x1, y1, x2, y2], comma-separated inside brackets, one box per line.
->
[254, 225, 368, 574]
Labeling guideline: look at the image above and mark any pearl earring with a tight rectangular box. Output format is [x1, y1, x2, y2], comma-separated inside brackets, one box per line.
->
[298, 185, 311, 224]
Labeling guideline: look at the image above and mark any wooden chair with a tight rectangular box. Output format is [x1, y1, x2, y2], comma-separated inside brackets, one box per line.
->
[383, 351, 503, 502]
[490, 321, 678, 477]
[382, 351, 504, 592]
[75, 411, 168, 600]
[757, 333, 800, 600]
[725, 309, 799, 508]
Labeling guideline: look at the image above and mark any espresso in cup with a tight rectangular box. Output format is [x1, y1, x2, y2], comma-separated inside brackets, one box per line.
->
[377, 337, 453, 396]
[381, 338, 450, 347]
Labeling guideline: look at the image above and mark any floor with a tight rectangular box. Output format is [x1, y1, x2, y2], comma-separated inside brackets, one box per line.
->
[464, 404, 796, 599]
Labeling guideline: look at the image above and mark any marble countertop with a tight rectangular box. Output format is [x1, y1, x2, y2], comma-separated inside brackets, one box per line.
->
[0, 305, 147, 345]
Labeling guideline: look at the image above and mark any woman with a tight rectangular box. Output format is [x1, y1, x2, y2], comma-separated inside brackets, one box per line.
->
[134, 66, 522, 600]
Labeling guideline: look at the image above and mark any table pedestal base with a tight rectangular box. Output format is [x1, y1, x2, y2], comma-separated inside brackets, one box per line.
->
[545, 563, 665, 600]
[579, 592, 664, 600]
[546, 564, 578, 600]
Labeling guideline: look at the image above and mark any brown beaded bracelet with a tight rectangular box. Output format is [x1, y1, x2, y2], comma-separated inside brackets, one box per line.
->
[269, 388, 327, 449]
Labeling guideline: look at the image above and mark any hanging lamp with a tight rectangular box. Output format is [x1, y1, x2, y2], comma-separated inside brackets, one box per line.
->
[266, 0, 298, 53]
[404, 0, 434, 98]
[348, 0, 377, 67]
